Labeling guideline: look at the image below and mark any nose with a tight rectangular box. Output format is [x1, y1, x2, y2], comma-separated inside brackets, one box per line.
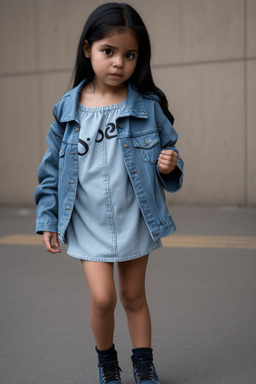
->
[113, 55, 124, 68]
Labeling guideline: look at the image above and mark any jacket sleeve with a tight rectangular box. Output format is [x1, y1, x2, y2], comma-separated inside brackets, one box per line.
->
[156, 109, 184, 193]
[34, 117, 64, 234]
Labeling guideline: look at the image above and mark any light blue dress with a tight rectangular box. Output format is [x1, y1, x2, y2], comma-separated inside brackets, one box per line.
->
[66, 101, 162, 262]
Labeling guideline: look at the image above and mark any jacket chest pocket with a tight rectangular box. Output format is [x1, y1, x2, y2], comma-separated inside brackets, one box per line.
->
[132, 132, 160, 164]
[59, 143, 66, 171]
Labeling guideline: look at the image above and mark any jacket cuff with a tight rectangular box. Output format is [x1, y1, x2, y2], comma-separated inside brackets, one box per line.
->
[36, 219, 58, 235]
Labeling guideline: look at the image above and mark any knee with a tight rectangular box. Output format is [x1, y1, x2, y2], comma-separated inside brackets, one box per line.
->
[91, 291, 117, 315]
[119, 289, 146, 313]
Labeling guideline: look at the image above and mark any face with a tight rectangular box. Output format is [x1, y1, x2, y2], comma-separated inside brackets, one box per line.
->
[84, 29, 139, 91]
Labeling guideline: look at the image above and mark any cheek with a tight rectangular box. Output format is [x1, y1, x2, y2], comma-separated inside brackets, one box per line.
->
[127, 61, 137, 74]
[92, 58, 106, 72]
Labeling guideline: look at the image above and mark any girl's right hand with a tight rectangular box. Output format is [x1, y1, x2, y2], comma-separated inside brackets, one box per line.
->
[43, 231, 61, 254]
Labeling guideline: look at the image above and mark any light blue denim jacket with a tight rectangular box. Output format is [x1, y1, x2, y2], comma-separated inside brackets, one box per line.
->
[35, 80, 184, 242]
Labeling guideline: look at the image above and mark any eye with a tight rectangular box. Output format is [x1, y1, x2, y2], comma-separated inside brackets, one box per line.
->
[103, 49, 113, 56]
[126, 52, 135, 59]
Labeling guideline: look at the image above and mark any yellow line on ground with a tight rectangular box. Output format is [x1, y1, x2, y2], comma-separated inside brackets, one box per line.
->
[162, 235, 256, 249]
[0, 234, 256, 250]
[0, 235, 43, 246]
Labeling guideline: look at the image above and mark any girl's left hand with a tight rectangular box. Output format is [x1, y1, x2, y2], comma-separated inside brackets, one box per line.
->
[158, 149, 178, 174]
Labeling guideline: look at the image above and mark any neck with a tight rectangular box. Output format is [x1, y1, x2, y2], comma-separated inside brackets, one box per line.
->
[80, 81, 128, 108]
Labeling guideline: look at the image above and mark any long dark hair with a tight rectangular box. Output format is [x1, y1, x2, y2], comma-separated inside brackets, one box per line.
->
[71, 2, 174, 124]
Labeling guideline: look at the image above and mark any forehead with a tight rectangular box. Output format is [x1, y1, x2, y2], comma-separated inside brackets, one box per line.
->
[97, 28, 139, 48]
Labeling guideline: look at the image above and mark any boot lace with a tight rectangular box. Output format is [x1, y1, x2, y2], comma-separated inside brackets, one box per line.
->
[99, 359, 122, 383]
[134, 358, 154, 382]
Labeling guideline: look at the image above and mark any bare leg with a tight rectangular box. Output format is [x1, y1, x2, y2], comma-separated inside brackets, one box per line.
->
[81, 261, 116, 350]
[118, 255, 151, 348]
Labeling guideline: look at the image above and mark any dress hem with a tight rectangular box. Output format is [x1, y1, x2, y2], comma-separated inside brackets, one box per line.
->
[66, 241, 162, 262]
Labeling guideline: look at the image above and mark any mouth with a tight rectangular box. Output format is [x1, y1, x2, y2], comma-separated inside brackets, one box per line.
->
[109, 73, 123, 78]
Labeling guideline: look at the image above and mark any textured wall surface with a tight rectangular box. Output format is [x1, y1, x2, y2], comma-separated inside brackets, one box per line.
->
[0, 0, 255, 206]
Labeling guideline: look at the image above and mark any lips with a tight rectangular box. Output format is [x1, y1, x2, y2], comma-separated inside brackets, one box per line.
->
[109, 73, 122, 77]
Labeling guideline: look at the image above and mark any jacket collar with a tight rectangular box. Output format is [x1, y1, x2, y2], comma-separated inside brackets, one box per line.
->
[57, 80, 148, 123]
[120, 83, 148, 119]
[56, 80, 86, 123]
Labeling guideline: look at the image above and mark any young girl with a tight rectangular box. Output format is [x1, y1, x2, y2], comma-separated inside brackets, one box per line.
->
[35, 3, 183, 383]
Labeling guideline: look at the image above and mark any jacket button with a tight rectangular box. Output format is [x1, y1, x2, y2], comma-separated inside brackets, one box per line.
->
[69, 180, 75, 184]
[131, 170, 137, 174]
[75, 128, 80, 132]
[123, 144, 129, 148]
[154, 233, 159, 237]
[118, 124, 123, 128]
[141, 198, 147, 203]
[145, 139, 149, 146]
[65, 207, 71, 210]
[70, 151, 75, 155]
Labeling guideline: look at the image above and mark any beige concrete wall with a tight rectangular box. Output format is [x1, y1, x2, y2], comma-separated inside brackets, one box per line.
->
[0, 0, 255, 206]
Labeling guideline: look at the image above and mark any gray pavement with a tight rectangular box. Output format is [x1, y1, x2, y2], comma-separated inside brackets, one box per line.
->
[0, 206, 256, 384]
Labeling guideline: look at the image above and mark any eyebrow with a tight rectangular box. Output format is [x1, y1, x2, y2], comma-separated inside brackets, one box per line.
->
[99, 44, 138, 52]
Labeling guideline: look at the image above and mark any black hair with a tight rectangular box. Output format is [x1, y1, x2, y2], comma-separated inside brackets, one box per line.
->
[71, 2, 174, 124]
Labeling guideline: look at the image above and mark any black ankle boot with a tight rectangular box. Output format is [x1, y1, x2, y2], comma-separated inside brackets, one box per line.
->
[131, 348, 160, 383]
[96, 344, 122, 384]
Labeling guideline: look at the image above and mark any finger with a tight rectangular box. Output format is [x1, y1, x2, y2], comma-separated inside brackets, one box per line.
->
[158, 158, 171, 169]
[161, 149, 177, 156]
[44, 237, 54, 253]
[158, 165, 172, 174]
[158, 157, 177, 167]
[158, 157, 175, 164]
[52, 232, 60, 249]
[158, 159, 177, 174]
[159, 150, 178, 160]
[47, 241, 61, 254]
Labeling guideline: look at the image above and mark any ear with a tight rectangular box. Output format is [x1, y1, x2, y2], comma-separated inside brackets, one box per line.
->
[83, 40, 91, 58]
